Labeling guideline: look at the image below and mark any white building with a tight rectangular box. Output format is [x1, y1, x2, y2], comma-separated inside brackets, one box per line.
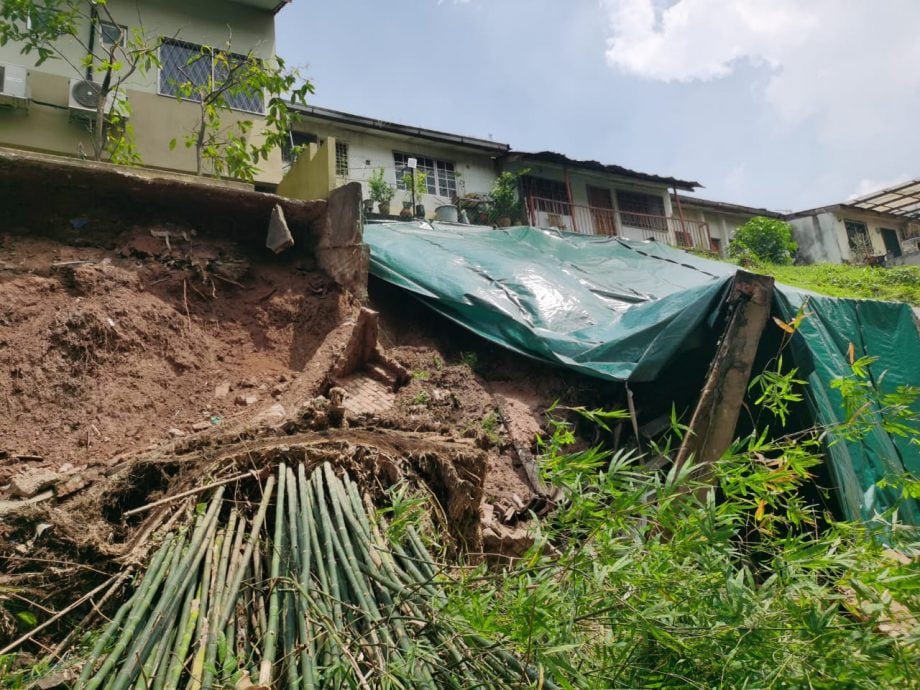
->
[786, 180, 920, 266]
[277, 104, 510, 213]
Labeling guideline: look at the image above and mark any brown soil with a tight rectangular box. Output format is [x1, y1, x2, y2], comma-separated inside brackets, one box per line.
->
[0, 229, 353, 481]
[0, 223, 621, 651]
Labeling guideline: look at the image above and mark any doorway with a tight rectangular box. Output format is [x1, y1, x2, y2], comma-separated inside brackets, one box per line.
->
[586, 185, 617, 236]
[880, 228, 902, 257]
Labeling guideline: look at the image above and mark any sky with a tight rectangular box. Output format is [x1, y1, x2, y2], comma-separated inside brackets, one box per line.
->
[275, 0, 920, 212]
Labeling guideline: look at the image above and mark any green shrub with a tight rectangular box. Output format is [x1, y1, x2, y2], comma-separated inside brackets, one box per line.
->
[730, 216, 798, 264]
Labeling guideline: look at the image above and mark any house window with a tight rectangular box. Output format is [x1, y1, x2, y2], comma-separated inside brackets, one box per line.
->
[281, 131, 317, 164]
[844, 220, 870, 251]
[393, 152, 456, 197]
[158, 38, 264, 114]
[335, 141, 349, 178]
[520, 175, 569, 213]
[616, 190, 666, 231]
[99, 21, 127, 49]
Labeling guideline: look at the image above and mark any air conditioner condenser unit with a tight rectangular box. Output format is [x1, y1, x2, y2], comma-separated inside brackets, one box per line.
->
[0, 62, 30, 108]
[68, 78, 126, 121]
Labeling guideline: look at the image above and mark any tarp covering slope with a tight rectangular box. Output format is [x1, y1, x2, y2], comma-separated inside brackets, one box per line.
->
[365, 222, 920, 524]
[366, 222, 737, 382]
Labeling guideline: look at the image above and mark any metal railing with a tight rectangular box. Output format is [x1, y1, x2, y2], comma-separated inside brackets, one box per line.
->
[525, 196, 713, 251]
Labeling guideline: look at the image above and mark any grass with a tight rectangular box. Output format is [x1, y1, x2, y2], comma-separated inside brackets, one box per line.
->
[752, 262, 920, 306]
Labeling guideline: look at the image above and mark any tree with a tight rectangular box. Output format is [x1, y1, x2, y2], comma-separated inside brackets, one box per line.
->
[729, 216, 798, 264]
[0, 0, 159, 163]
[166, 37, 313, 182]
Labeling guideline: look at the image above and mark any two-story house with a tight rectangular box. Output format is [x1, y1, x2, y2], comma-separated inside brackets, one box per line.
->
[498, 151, 711, 250]
[0, 0, 290, 185]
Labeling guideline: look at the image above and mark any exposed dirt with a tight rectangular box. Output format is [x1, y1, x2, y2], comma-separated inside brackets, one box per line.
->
[0, 223, 624, 650]
[0, 229, 353, 481]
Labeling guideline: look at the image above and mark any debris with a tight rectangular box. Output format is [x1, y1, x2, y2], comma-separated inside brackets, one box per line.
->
[252, 403, 286, 426]
[54, 474, 87, 498]
[235, 394, 259, 406]
[191, 421, 211, 432]
[10, 470, 60, 498]
[265, 204, 294, 254]
[214, 382, 231, 399]
[167, 428, 186, 438]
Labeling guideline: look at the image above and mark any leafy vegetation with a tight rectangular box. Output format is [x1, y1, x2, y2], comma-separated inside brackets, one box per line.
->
[441, 421, 918, 687]
[756, 262, 920, 306]
[367, 167, 395, 204]
[487, 169, 529, 225]
[730, 216, 798, 264]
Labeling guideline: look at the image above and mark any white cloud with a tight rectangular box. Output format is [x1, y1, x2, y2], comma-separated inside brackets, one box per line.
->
[602, 0, 920, 146]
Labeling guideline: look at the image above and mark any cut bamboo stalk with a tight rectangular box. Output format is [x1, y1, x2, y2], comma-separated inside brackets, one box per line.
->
[258, 463, 286, 687]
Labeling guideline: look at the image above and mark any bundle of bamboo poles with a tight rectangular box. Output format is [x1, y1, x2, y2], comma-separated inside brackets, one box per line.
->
[64, 462, 555, 689]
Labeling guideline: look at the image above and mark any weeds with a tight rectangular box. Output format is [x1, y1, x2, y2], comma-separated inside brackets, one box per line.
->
[440, 359, 919, 689]
[459, 351, 478, 369]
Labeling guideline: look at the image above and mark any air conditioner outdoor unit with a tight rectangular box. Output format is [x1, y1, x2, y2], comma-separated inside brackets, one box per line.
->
[68, 78, 126, 121]
[0, 62, 30, 108]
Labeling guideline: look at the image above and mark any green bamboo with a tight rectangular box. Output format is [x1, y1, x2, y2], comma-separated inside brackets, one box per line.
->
[162, 576, 201, 690]
[83, 535, 182, 690]
[108, 488, 225, 690]
[259, 463, 286, 686]
[201, 509, 238, 690]
[311, 467, 342, 627]
[74, 536, 176, 690]
[295, 464, 318, 690]
[135, 625, 176, 690]
[218, 475, 276, 631]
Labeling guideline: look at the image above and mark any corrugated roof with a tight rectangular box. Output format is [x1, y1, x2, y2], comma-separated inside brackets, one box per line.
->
[847, 179, 920, 220]
[672, 194, 781, 218]
[502, 151, 701, 191]
[289, 105, 510, 154]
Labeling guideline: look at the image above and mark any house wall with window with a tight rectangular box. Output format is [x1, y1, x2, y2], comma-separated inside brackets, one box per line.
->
[500, 156, 676, 238]
[672, 196, 783, 257]
[0, 0, 283, 184]
[787, 207, 911, 264]
[283, 109, 507, 212]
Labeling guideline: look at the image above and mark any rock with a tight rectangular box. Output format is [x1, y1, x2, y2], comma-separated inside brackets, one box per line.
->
[214, 382, 231, 399]
[253, 403, 286, 426]
[167, 427, 186, 438]
[58, 462, 75, 474]
[10, 470, 61, 498]
[236, 394, 259, 406]
[54, 474, 87, 498]
[266, 204, 294, 254]
[191, 421, 211, 431]
[270, 384, 286, 398]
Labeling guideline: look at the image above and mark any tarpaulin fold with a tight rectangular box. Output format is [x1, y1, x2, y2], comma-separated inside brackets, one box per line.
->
[365, 222, 920, 523]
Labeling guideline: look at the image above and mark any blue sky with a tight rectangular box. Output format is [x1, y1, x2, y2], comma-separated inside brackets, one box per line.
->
[276, 0, 919, 212]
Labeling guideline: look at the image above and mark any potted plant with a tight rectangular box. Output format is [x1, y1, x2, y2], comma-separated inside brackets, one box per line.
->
[488, 169, 528, 227]
[368, 168, 395, 215]
[401, 170, 429, 218]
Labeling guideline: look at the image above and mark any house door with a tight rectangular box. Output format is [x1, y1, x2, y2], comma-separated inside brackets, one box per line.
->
[586, 186, 616, 236]
[880, 228, 902, 257]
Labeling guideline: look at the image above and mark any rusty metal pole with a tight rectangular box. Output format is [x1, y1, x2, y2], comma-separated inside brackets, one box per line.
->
[673, 271, 775, 496]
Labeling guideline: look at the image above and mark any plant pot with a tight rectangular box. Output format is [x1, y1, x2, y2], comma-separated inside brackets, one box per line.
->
[497, 216, 512, 228]
[377, 201, 391, 216]
[363, 199, 374, 215]
[415, 204, 426, 218]
[399, 202, 413, 219]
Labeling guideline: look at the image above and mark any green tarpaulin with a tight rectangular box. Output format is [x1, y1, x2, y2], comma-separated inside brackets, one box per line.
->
[364, 221, 920, 524]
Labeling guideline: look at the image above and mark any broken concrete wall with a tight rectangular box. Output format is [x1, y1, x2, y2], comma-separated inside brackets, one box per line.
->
[313, 181, 368, 301]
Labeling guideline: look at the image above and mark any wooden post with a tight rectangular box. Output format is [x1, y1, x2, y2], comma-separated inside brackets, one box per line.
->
[673, 271, 774, 493]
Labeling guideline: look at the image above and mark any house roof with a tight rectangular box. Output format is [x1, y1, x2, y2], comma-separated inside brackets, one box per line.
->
[672, 194, 781, 218]
[229, 0, 292, 14]
[500, 151, 701, 191]
[846, 179, 920, 220]
[289, 105, 511, 154]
